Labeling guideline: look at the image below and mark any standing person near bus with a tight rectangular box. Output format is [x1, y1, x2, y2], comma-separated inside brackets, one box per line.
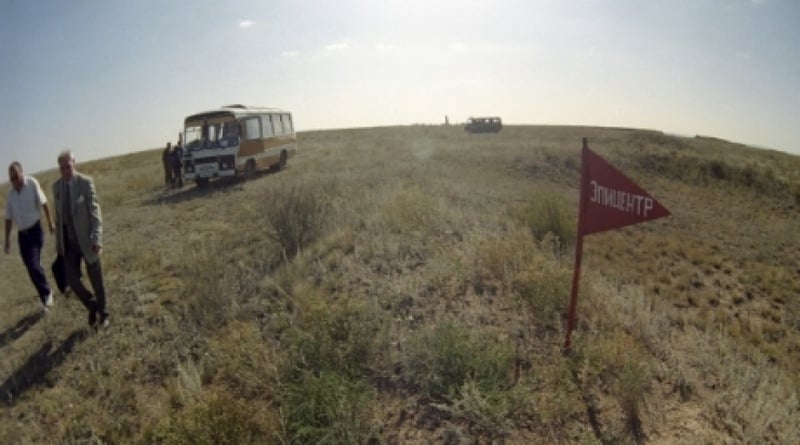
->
[171, 142, 183, 189]
[162, 142, 172, 187]
[53, 150, 109, 329]
[4, 162, 55, 311]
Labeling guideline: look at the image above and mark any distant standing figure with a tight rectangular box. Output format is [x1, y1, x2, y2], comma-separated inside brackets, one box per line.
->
[4, 162, 55, 311]
[171, 142, 183, 189]
[162, 142, 172, 187]
[53, 150, 110, 329]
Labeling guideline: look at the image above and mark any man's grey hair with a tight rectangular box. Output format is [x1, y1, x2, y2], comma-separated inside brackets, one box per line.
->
[57, 150, 75, 164]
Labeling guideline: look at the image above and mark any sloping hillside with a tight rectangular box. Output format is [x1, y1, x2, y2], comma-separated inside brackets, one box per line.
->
[1, 125, 798, 444]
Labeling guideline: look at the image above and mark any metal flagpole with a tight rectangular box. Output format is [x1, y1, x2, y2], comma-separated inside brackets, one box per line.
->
[564, 137, 588, 352]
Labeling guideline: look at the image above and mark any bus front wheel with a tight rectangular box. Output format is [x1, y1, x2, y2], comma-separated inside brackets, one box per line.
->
[245, 159, 257, 180]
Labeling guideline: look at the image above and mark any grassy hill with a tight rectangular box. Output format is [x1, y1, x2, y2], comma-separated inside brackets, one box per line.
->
[1, 125, 798, 444]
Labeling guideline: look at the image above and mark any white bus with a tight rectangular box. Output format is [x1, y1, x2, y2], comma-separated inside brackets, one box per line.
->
[182, 105, 297, 186]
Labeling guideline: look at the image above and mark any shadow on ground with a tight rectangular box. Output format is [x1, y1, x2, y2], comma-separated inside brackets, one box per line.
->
[0, 329, 88, 407]
[141, 176, 245, 206]
[0, 311, 45, 351]
[142, 167, 288, 206]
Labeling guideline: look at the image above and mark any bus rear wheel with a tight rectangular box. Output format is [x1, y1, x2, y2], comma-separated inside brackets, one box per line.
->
[196, 178, 209, 188]
[277, 150, 288, 171]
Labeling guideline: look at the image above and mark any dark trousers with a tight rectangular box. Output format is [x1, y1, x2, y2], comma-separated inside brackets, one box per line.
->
[171, 164, 183, 188]
[18, 220, 51, 303]
[164, 162, 171, 186]
[64, 236, 107, 317]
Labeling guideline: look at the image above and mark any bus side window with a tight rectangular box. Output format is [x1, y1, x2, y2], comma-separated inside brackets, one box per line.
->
[243, 117, 261, 140]
[284, 114, 293, 134]
[261, 116, 273, 137]
[271, 114, 282, 136]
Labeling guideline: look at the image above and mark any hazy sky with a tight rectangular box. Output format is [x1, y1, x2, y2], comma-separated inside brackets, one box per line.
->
[1, 0, 798, 174]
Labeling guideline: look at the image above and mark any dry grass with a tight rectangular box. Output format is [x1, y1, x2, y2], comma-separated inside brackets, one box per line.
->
[1, 125, 799, 444]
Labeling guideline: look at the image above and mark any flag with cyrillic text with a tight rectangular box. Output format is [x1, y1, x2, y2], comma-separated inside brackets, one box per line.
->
[578, 146, 670, 236]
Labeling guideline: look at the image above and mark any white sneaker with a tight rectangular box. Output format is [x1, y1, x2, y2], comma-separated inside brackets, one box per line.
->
[44, 292, 54, 308]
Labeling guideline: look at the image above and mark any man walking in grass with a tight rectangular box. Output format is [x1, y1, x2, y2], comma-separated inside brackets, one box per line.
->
[53, 151, 110, 329]
[4, 162, 55, 312]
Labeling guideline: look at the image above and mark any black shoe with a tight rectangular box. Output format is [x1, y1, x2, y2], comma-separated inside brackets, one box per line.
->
[88, 310, 98, 328]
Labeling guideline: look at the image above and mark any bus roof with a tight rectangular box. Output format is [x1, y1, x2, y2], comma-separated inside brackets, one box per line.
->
[185, 105, 290, 123]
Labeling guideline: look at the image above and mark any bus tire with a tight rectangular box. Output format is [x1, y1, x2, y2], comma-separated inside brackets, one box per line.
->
[196, 178, 209, 188]
[278, 150, 288, 171]
[245, 159, 256, 180]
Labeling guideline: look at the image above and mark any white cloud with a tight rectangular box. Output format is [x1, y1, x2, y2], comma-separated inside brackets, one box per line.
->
[325, 41, 351, 52]
[735, 51, 751, 61]
[460, 77, 493, 86]
[449, 42, 468, 52]
[239, 20, 255, 28]
[281, 50, 300, 58]
[375, 43, 397, 52]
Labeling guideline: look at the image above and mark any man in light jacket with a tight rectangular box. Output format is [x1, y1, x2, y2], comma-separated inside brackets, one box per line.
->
[53, 150, 109, 329]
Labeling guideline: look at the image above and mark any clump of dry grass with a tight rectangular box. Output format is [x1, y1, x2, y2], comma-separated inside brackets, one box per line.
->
[206, 321, 278, 401]
[142, 390, 274, 445]
[270, 295, 385, 443]
[513, 235, 572, 332]
[279, 370, 373, 444]
[261, 180, 332, 260]
[513, 193, 576, 248]
[403, 319, 514, 400]
[473, 230, 537, 294]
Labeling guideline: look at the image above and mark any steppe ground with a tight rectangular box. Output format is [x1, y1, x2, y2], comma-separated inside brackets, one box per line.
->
[1, 125, 799, 444]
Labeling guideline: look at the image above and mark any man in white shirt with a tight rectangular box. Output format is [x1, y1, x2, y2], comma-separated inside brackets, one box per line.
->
[4, 162, 55, 311]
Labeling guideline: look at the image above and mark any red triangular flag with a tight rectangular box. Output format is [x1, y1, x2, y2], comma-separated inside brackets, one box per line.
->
[579, 146, 670, 236]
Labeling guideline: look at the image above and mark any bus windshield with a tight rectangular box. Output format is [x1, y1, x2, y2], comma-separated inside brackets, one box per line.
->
[184, 119, 239, 150]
